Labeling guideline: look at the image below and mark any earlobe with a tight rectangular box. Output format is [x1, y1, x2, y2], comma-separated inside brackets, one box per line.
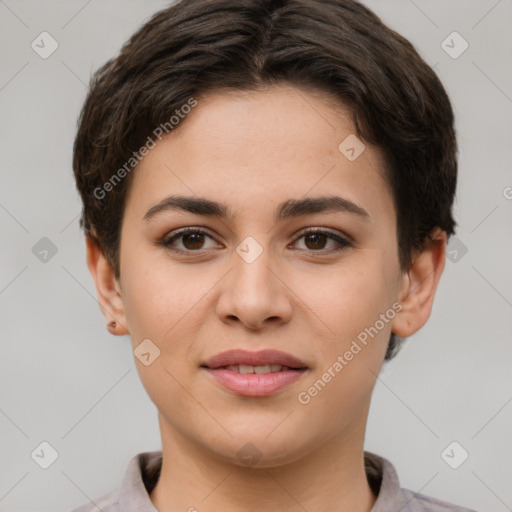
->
[391, 228, 447, 338]
[85, 235, 129, 336]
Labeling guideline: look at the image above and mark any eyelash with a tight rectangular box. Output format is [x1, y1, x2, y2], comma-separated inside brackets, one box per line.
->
[159, 227, 352, 255]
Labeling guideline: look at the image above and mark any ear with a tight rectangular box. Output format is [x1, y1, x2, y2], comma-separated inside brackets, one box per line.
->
[391, 228, 447, 338]
[85, 234, 129, 336]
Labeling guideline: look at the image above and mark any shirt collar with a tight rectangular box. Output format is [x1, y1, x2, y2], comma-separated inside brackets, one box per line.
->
[117, 449, 408, 511]
[364, 450, 411, 511]
[118, 451, 161, 511]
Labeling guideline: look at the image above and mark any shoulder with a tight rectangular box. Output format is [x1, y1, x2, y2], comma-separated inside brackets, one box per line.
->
[67, 488, 119, 512]
[364, 451, 479, 512]
[400, 487, 479, 512]
[66, 450, 161, 512]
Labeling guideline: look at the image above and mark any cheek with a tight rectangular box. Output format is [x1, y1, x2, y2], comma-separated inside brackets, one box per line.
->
[294, 266, 393, 425]
[121, 256, 219, 382]
[299, 255, 398, 392]
[120, 262, 207, 404]
[302, 261, 393, 336]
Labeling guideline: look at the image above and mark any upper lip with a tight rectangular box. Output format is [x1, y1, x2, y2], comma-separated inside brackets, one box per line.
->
[202, 349, 307, 369]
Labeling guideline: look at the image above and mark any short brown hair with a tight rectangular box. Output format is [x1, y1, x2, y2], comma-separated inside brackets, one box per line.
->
[72, 0, 458, 360]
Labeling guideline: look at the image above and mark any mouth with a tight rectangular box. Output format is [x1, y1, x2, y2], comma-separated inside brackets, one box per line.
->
[201, 349, 308, 397]
[211, 364, 299, 374]
[202, 348, 308, 370]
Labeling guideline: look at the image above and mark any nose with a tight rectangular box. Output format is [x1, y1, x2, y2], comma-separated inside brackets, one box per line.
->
[215, 245, 292, 331]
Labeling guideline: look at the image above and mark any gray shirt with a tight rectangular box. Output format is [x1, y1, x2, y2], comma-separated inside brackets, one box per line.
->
[69, 450, 478, 512]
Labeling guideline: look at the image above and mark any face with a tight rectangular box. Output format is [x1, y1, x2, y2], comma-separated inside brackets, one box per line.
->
[112, 85, 411, 466]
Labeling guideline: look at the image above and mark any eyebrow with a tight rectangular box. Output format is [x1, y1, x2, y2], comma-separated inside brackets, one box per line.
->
[143, 195, 370, 223]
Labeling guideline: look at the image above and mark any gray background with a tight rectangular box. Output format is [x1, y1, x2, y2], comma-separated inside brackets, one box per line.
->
[0, 1, 511, 511]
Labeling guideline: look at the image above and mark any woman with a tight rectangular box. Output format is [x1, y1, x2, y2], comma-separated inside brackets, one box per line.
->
[70, 1, 476, 510]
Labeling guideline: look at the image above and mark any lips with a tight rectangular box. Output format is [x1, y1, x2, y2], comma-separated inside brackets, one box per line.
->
[202, 349, 307, 370]
[222, 364, 291, 374]
[201, 349, 308, 397]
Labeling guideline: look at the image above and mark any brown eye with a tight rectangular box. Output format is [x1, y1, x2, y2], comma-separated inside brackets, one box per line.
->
[303, 233, 329, 250]
[160, 227, 351, 256]
[292, 229, 351, 253]
[181, 232, 206, 250]
[161, 228, 218, 253]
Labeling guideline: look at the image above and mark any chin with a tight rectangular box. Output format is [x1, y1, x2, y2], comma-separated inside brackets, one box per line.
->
[198, 429, 311, 469]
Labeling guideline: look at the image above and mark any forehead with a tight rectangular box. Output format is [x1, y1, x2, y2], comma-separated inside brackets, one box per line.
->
[124, 85, 394, 224]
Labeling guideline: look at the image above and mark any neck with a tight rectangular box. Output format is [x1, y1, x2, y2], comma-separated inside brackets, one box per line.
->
[150, 415, 377, 512]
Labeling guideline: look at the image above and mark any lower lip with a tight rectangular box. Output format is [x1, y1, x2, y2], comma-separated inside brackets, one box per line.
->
[203, 368, 307, 397]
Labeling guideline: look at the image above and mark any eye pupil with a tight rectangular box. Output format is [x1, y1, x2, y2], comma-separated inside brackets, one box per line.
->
[183, 233, 205, 250]
[305, 233, 327, 250]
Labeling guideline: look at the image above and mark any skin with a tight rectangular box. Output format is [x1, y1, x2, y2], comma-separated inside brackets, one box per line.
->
[86, 84, 446, 511]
